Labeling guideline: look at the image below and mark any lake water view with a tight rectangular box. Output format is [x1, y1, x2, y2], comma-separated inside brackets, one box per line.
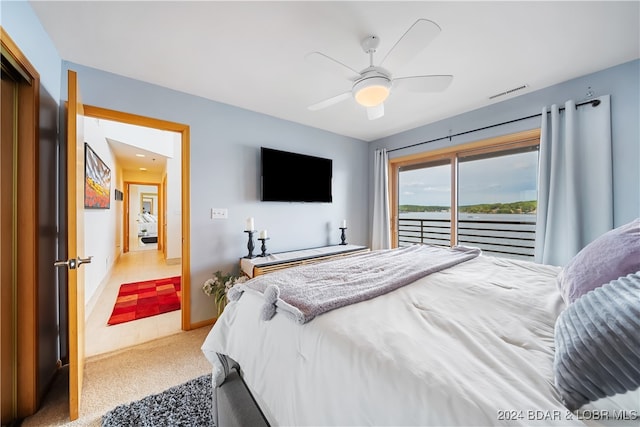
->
[399, 212, 536, 222]
[397, 212, 537, 259]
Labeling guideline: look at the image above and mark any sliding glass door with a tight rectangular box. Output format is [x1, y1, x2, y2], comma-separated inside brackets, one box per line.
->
[457, 146, 538, 259]
[398, 159, 452, 247]
[391, 130, 540, 260]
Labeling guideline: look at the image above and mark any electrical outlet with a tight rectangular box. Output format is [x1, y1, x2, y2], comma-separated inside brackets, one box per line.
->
[211, 208, 228, 219]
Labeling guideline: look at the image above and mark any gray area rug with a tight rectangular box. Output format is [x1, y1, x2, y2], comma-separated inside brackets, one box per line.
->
[102, 374, 214, 426]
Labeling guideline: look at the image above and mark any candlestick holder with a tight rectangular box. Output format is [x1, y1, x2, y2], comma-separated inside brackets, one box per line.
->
[258, 237, 270, 257]
[244, 230, 256, 258]
[339, 227, 347, 245]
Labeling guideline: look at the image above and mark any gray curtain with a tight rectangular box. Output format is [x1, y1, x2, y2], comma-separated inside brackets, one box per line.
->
[372, 149, 391, 250]
[535, 95, 613, 266]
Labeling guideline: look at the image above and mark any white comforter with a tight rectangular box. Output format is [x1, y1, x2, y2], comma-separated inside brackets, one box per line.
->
[201, 254, 634, 426]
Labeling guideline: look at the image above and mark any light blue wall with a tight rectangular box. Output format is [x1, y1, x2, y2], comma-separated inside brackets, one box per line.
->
[1, 0, 62, 101]
[60, 62, 370, 323]
[370, 59, 640, 231]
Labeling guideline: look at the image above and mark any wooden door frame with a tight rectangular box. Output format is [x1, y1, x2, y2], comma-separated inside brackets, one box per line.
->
[66, 69, 86, 422]
[161, 176, 167, 256]
[81, 105, 192, 330]
[0, 27, 40, 418]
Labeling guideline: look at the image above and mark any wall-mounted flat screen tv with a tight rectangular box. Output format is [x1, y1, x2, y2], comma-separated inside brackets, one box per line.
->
[260, 147, 332, 203]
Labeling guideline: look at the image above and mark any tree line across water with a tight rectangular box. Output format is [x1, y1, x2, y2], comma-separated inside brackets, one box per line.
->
[399, 200, 537, 215]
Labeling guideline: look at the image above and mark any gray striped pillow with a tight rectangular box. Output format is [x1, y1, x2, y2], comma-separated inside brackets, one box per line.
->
[553, 272, 640, 410]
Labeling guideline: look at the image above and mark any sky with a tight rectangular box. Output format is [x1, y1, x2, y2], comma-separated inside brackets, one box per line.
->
[399, 150, 538, 207]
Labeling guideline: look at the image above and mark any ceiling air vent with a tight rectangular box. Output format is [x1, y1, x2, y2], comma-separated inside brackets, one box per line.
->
[489, 84, 528, 100]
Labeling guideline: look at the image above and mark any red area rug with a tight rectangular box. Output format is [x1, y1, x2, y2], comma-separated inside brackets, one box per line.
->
[107, 276, 181, 326]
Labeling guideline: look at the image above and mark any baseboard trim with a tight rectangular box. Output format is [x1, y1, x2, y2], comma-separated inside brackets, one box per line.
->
[85, 259, 117, 321]
[189, 318, 216, 331]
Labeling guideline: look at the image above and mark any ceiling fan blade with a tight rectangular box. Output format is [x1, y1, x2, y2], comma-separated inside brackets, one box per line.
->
[393, 75, 453, 92]
[367, 103, 384, 120]
[305, 52, 361, 81]
[308, 92, 352, 111]
[380, 19, 441, 71]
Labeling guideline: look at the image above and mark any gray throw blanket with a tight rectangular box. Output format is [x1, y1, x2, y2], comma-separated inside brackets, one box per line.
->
[228, 244, 481, 324]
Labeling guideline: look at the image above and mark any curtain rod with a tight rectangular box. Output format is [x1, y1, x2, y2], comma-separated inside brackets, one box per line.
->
[387, 99, 601, 153]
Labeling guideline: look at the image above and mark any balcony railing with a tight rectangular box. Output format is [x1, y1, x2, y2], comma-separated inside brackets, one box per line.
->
[398, 216, 536, 261]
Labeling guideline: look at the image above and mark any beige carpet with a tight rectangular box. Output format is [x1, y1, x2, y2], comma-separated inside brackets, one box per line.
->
[22, 326, 214, 426]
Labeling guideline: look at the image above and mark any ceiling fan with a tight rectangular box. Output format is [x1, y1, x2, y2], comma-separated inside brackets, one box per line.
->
[306, 19, 453, 120]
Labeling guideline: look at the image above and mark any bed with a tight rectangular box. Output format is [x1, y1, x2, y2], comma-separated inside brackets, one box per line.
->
[137, 212, 158, 244]
[202, 222, 640, 426]
[137, 212, 158, 236]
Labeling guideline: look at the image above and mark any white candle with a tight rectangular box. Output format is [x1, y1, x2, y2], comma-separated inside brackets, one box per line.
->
[259, 229, 268, 239]
[246, 217, 254, 231]
[341, 219, 347, 228]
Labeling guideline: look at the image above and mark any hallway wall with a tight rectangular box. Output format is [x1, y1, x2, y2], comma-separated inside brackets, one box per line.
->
[84, 118, 119, 308]
[165, 133, 182, 262]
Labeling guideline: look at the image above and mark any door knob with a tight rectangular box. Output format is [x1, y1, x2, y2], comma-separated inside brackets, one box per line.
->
[54, 258, 77, 269]
[77, 256, 93, 267]
[54, 256, 93, 270]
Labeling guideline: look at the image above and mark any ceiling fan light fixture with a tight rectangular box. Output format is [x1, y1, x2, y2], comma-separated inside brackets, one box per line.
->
[353, 76, 391, 107]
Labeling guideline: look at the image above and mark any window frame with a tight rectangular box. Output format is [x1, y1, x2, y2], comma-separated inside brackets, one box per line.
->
[388, 129, 541, 248]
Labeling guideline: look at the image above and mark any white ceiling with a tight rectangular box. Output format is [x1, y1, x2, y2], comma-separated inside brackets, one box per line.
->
[105, 137, 168, 175]
[30, 1, 639, 142]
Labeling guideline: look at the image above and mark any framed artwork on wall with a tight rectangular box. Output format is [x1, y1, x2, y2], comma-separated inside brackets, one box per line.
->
[84, 143, 111, 209]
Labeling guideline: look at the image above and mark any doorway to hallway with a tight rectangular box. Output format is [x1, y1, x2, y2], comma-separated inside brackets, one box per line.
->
[81, 106, 191, 358]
